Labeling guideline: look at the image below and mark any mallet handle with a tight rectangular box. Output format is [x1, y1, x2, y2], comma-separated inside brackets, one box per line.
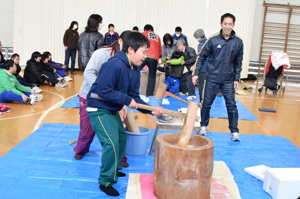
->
[137, 104, 199, 122]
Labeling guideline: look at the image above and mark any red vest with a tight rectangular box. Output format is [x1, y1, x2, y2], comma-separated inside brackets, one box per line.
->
[142, 31, 162, 62]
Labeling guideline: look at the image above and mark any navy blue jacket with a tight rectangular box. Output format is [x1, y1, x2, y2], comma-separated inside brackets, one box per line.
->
[104, 32, 119, 45]
[87, 50, 151, 114]
[196, 30, 243, 83]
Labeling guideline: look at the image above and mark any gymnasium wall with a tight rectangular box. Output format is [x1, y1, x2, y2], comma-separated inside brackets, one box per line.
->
[250, 0, 300, 62]
[12, 0, 257, 78]
[0, 0, 14, 47]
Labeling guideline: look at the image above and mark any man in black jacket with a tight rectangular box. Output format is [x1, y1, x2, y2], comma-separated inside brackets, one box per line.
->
[176, 38, 197, 100]
[192, 13, 243, 141]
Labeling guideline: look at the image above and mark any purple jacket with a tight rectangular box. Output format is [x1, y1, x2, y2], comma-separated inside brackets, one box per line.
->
[47, 60, 64, 70]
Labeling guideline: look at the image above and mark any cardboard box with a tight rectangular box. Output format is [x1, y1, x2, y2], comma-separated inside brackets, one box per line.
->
[263, 168, 300, 199]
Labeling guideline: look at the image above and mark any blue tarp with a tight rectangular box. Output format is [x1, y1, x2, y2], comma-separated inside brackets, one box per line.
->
[62, 90, 258, 121]
[0, 123, 299, 198]
[60, 95, 80, 108]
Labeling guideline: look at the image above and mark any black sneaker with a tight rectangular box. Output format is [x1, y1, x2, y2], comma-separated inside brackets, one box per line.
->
[100, 185, 119, 196]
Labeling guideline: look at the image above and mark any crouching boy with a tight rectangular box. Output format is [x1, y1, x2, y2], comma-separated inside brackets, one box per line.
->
[86, 32, 163, 197]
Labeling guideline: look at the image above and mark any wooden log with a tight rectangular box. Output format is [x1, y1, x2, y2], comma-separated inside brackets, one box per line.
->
[154, 83, 168, 98]
[177, 102, 200, 147]
[124, 110, 140, 133]
[165, 91, 189, 104]
[137, 103, 199, 122]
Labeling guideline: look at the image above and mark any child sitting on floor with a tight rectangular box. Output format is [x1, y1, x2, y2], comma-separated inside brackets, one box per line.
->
[0, 60, 43, 105]
[43, 52, 72, 81]
[163, 51, 185, 95]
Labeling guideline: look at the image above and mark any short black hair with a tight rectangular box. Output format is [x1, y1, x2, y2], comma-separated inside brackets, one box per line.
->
[3, 60, 15, 70]
[175, 26, 182, 32]
[132, 26, 139, 31]
[69, 21, 78, 30]
[11, 53, 19, 59]
[171, 51, 182, 59]
[108, 23, 114, 28]
[43, 52, 51, 58]
[122, 32, 150, 53]
[41, 54, 48, 62]
[221, 13, 236, 23]
[144, 24, 154, 31]
[31, 51, 42, 60]
[163, 33, 173, 47]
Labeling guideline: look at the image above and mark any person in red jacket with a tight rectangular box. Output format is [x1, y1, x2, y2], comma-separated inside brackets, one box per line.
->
[139, 24, 162, 96]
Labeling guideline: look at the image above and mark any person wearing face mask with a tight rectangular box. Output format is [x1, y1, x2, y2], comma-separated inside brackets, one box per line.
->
[63, 21, 79, 75]
[77, 14, 105, 71]
[172, 26, 189, 47]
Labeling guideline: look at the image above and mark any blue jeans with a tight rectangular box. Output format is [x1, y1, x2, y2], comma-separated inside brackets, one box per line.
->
[64, 49, 76, 73]
[201, 80, 239, 133]
[165, 76, 180, 94]
[0, 91, 31, 103]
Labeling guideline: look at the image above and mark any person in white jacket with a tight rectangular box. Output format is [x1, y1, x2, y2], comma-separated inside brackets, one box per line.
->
[73, 31, 132, 168]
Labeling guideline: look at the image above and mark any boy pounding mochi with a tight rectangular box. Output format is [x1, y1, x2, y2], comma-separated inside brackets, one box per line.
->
[86, 32, 163, 197]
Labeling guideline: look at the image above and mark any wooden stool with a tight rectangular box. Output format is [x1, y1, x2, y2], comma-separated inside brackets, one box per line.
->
[148, 118, 201, 155]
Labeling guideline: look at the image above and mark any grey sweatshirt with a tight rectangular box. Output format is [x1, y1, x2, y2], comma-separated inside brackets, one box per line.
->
[79, 48, 113, 99]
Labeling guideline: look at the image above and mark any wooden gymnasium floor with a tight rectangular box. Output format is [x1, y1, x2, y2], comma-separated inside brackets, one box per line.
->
[0, 70, 300, 156]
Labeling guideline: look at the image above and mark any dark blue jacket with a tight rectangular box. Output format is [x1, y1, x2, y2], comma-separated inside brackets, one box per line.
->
[195, 30, 243, 83]
[195, 38, 207, 73]
[104, 32, 119, 45]
[172, 33, 189, 47]
[87, 50, 151, 114]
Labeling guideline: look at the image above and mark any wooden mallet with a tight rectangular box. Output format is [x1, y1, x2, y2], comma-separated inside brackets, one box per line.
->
[177, 102, 200, 147]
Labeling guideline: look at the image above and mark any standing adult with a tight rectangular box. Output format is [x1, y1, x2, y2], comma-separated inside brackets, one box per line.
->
[104, 24, 119, 45]
[192, 13, 243, 141]
[139, 24, 162, 96]
[63, 21, 79, 75]
[172, 26, 189, 47]
[176, 38, 197, 100]
[160, 33, 178, 80]
[192, 29, 207, 104]
[77, 14, 104, 71]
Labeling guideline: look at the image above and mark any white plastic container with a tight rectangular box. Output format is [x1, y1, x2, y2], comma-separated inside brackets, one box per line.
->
[263, 168, 300, 199]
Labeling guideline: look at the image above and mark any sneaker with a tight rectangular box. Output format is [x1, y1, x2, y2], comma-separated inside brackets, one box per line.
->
[32, 86, 42, 93]
[231, 132, 241, 142]
[25, 97, 35, 105]
[157, 66, 165, 72]
[74, 153, 84, 160]
[0, 105, 11, 113]
[63, 76, 73, 81]
[55, 82, 66, 88]
[121, 161, 129, 168]
[178, 92, 188, 96]
[186, 95, 196, 100]
[199, 126, 207, 136]
[30, 94, 43, 102]
[57, 77, 63, 81]
[71, 72, 76, 75]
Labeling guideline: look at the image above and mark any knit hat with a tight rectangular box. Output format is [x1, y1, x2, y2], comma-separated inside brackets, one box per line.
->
[194, 29, 205, 38]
